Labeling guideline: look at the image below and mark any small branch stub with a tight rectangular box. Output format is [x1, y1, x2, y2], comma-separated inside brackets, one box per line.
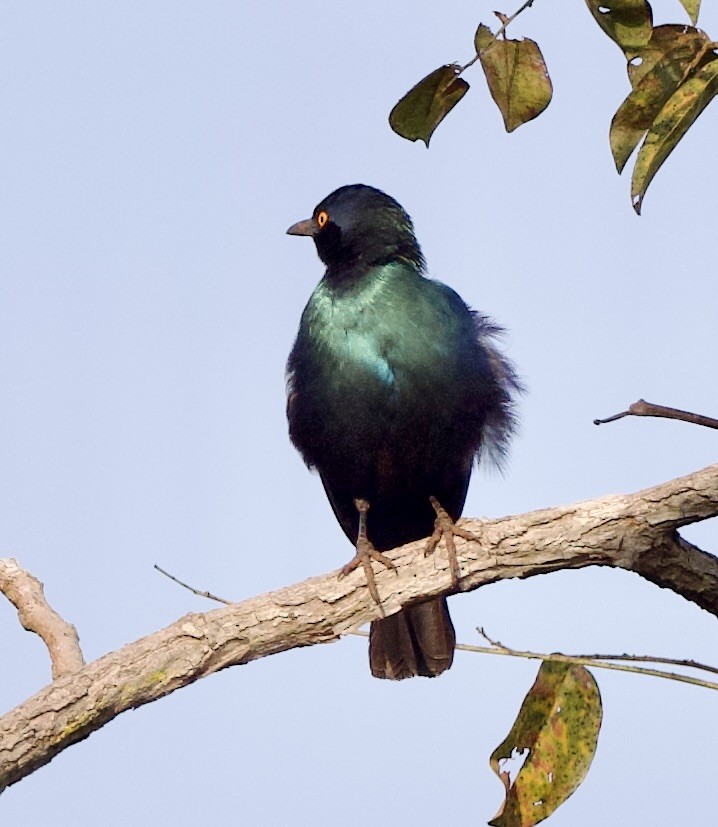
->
[594, 399, 718, 429]
[0, 558, 84, 679]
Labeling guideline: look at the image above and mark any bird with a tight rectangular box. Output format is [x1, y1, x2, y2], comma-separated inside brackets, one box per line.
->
[286, 184, 520, 680]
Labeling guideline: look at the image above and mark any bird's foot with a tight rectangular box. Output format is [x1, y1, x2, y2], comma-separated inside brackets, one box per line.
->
[338, 498, 396, 614]
[425, 496, 478, 587]
[339, 541, 395, 612]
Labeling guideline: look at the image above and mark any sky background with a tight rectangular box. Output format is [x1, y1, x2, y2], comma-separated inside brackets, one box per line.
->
[1, 2, 717, 825]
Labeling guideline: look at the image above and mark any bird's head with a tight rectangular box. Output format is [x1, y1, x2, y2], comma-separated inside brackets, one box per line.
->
[287, 184, 424, 270]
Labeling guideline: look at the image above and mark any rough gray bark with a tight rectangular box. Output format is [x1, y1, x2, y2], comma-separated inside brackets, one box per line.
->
[1, 462, 717, 794]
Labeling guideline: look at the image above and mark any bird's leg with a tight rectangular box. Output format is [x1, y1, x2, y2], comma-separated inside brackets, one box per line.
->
[339, 498, 396, 612]
[425, 496, 479, 587]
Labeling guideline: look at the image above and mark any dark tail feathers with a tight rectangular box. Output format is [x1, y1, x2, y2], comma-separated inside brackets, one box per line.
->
[369, 597, 455, 680]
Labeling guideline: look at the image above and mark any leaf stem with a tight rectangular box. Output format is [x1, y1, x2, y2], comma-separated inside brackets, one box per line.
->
[460, 0, 538, 73]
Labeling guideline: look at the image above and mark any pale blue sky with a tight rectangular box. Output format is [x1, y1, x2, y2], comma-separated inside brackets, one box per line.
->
[1, 2, 717, 825]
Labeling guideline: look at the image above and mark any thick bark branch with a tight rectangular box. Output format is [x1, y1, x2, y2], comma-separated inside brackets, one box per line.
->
[1, 462, 717, 793]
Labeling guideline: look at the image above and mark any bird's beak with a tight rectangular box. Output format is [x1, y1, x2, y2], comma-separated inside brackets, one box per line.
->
[286, 217, 317, 237]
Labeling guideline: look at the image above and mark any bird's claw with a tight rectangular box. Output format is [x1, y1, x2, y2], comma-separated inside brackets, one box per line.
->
[339, 540, 395, 615]
[425, 496, 479, 587]
[339, 498, 396, 614]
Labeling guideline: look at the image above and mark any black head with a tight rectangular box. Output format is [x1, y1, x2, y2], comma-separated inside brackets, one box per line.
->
[287, 184, 424, 270]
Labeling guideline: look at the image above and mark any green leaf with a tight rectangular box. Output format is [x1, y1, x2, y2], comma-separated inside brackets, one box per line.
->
[632, 58, 718, 213]
[489, 662, 602, 827]
[585, 0, 653, 51]
[389, 65, 469, 146]
[476, 27, 552, 133]
[611, 26, 711, 171]
[679, 0, 701, 25]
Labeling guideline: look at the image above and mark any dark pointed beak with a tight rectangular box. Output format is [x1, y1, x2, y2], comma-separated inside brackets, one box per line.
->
[286, 217, 317, 237]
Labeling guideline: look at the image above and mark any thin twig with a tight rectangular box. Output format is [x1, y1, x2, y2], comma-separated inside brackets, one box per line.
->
[476, 626, 718, 675]
[463, 641, 718, 691]
[567, 652, 718, 675]
[154, 564, 233, 605]
[460, 0, 538, 72]
[474, 626, 718, 690]
[594, 398, 718, 429]
[347, 626, 718, 691]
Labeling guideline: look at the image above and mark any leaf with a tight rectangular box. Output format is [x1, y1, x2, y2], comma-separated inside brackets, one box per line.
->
[475, 21, 495, 53]
[476, 25, 552, 133]
[625, 24, 708, 88]
[489, 662, 602, 827]
[611, 26, 711, 171]
[389, 65, 469, 146]
[632, 58, 718, 213]
[679, 0, 701, 25]
[584, 0, 653, 51]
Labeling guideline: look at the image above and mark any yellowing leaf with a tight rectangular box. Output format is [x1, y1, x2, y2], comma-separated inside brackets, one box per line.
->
[585, 0, 653, 51]
[625, 24, 708, 89]
[474, 21, 495, 53]
[489, 662, 602, 827]
[611, 102, 651, 173]
[632, 58, 718, 213]
[679, 0, 701, 25]
[611, 26, 711, 171]
[389, 65, 469, 146]
[476, 26, 552, 133]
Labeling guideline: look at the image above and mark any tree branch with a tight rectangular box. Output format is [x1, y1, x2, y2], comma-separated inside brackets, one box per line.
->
[1, 462, 717, 793]
[0, 558, 84, 679]
[594, 398, 718, 430]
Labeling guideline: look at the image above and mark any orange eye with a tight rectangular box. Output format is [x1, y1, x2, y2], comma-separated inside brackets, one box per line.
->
[316, 210, 329, 228]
